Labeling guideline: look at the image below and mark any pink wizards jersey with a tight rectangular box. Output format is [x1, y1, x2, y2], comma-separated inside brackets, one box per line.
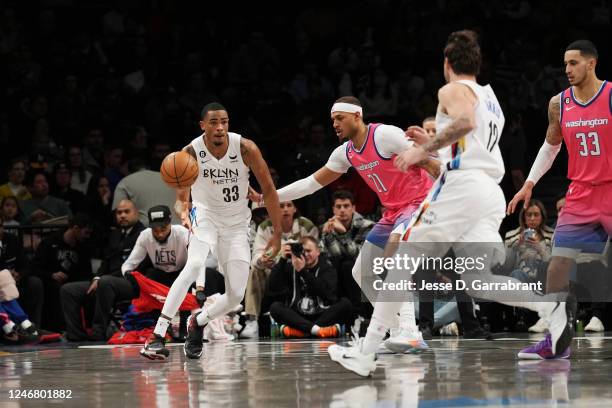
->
[560, 80, 612, 183]
[345, 124, 433, 214]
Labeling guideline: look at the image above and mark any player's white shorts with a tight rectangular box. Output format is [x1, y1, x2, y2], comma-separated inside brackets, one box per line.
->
[191, 207, 252, 265]
[392, 169, 506, 264]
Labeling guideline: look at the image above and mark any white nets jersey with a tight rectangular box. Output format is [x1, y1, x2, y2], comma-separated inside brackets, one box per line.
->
[436, 80, 506, 183]
[121, 225, 189, 275]
[189, 132, 251, 222]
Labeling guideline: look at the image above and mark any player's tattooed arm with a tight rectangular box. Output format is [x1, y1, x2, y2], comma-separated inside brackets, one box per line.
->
[423, 117, 473, 153]
[545, 94, 563, 145]
[417, 157, 441, 179]
[422, 83, 476, 153]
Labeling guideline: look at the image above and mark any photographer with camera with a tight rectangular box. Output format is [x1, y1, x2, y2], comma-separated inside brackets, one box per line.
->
[267, 236, 352, 338]
[241, 200, 319, 338]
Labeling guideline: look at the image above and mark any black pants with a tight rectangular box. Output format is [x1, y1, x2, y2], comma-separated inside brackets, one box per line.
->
[61, 271, 182, 341]
[16, 275, 44, 328]
[60, 276, 135, 340]
[40, 277, 69, 332]
[270, 297, 353, 333]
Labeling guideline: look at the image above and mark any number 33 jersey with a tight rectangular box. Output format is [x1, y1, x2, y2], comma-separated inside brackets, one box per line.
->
[436, 80, 506, 183]
[560, 80, 612, 183]
[190, 132, 251, 222]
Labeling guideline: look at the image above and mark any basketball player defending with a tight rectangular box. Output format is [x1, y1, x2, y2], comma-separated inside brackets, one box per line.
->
[251, 96, 440, 353]
[328, 30, 575, 376]
[141, 103, 282, 360]
[508, 40, 610, 359]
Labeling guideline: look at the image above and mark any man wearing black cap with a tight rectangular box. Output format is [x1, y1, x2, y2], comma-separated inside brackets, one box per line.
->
[120, 205, 189, 287]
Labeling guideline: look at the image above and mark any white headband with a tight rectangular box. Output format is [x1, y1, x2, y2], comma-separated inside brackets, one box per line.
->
[331, 102, 363, 115]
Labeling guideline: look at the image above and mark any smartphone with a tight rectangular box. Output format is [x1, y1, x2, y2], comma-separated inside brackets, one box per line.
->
[523, 228, 535, 240]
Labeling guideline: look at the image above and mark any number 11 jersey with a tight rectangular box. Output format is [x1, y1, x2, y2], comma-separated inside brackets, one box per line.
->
[560, 80, 612, 183]
[190, 133, 251, 221]
[325, 124, 433, 221]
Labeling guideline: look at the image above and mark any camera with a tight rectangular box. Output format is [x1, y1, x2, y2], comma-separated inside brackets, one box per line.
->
[290, 242, 304, 257]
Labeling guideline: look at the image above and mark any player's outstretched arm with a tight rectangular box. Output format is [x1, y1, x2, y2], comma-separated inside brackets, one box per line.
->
[278, 166, 342, 202]
[248, 166, 343, 205]
[395, 83, 476, 171]
[241, 138, 283, 258]
[507, 95, 562, 214]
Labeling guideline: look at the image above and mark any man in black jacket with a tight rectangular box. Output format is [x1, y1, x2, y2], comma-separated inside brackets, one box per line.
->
[60, 199, 144, 341]
[30, 213, 93, 331]
[268, 236, 352, 338]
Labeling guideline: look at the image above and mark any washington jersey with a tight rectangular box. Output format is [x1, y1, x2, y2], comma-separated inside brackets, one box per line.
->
[325, 124, 433, 212]
[436, 80, 506, 183]
[559, 80, 612, 183]
[190, 132, 251, 220]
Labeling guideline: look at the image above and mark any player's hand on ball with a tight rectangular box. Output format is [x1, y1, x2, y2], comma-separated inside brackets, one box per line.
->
[394, 146, 427, 172]
[507, 182, 534, 215]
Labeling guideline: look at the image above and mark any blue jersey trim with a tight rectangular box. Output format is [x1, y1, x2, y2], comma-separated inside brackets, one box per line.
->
[351, 124, 371, 155]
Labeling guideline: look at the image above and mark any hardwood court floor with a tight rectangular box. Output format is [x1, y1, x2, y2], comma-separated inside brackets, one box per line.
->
[1, 333, 612, 407]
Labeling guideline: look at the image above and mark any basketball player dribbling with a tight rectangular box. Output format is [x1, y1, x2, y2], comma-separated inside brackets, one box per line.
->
[251, 96, 441, 353]
[140, 102, 282, 360]
[508, 40, 611, 359]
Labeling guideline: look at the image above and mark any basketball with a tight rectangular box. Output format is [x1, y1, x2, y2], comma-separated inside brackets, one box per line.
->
[160, 151, 199, 188]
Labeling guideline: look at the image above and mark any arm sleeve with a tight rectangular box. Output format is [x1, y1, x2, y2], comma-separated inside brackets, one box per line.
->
[375, 125, 414, 158]
[324, 144, 352, 173]
[277, 175, 324, 202]
[276, 145, 349, 202]
[526, 140, 562, 185]
[121, 233, 148, 276]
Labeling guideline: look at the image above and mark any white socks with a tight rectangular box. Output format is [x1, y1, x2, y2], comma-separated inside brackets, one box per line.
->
[153, 316, 171, 337]
[2, 321, 15, 334]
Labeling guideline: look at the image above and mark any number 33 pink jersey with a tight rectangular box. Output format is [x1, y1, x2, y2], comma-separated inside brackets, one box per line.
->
[560, 80, 612, 183]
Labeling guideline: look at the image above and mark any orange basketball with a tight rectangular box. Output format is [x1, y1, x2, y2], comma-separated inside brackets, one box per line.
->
[160, 151, 199, 188]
